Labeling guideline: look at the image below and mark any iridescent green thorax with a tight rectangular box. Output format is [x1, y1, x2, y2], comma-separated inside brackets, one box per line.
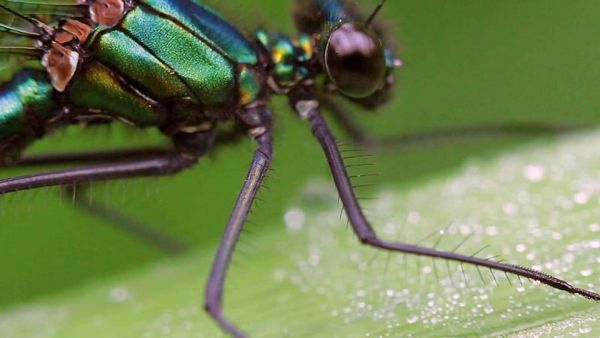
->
[256, 30, 314, 91]
[0, 70, 55, 140]
[67, 0, 266, 129]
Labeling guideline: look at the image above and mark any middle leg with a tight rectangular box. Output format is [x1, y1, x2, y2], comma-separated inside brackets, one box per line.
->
[204, 130, 272, 338]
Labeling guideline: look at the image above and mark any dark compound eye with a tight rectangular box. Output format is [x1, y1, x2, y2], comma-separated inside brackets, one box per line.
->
[325, 23, 386, 98]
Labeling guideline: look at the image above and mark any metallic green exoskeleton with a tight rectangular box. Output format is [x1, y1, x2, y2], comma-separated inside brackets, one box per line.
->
[2, 1, 600, 338]
[0, 0, 276, 162]
[0, 2, 403, 337]
[0, 0, 397, 163]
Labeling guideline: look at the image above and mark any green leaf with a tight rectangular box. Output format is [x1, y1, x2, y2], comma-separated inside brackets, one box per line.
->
[1, 131, 599, 337]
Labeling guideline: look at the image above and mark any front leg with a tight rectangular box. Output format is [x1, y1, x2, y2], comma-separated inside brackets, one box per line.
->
[291, 88, 599, 302]
[204, 107, 273, 338]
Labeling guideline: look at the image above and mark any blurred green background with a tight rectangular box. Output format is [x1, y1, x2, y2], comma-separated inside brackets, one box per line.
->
[1, 0, 600, 310]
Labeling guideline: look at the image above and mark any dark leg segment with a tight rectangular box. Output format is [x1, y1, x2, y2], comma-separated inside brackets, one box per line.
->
[0, 153, 197, 194]
[323, 97, 581, 150]
[64, 184, 187, 254]
[204, 131, 272, 338]
[0, 148, 191, 255]
[296, 95, 599, 300]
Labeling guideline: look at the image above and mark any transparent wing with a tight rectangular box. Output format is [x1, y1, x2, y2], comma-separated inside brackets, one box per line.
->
[0, 0, 85, 81]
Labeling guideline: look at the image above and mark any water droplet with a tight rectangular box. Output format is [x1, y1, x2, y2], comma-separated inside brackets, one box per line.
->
[406, 315, 419, 324]
[109, 287, 130, 303]
[503, 202, 518, 215]
[573, 192, 590, 204]
[485, 226, 498, 236]
[522, 165, 545, 182]
[284, 208, 305, 232]
[459, 224, 471, 235]
[407, 211, 421, 223]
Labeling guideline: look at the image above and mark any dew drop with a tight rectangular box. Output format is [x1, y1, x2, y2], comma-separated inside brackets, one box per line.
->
[406, 315, 419, 324]
[284, 208, 305, 232]
[109, 287, 130, 303]
[407, 211, 421, 224]
[573, 192, 590, 204]
[522, 165, 545, 182]
[485, 226, 498, 236]
[502, 202, 518, 215]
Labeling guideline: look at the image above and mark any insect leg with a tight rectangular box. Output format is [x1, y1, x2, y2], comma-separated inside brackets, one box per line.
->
[294, 96, 600, 301]
[322, 97, 581, 150]
[0, 152, 198, 195]
[204, 131, 272, 338]
[2, 147, 188, 254]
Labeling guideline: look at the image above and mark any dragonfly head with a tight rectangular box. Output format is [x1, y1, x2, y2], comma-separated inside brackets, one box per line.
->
[323, 22, 400, 105]
[292, 0, 401, 109]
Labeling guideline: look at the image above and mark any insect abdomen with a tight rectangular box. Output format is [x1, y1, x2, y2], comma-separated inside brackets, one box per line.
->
[0, 70, 56, 163]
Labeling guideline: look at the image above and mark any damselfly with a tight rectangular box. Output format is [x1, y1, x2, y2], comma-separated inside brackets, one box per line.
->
[0, 0, 598, 336]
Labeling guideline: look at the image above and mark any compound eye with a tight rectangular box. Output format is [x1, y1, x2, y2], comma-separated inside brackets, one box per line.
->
[325, 23, 386, 98]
